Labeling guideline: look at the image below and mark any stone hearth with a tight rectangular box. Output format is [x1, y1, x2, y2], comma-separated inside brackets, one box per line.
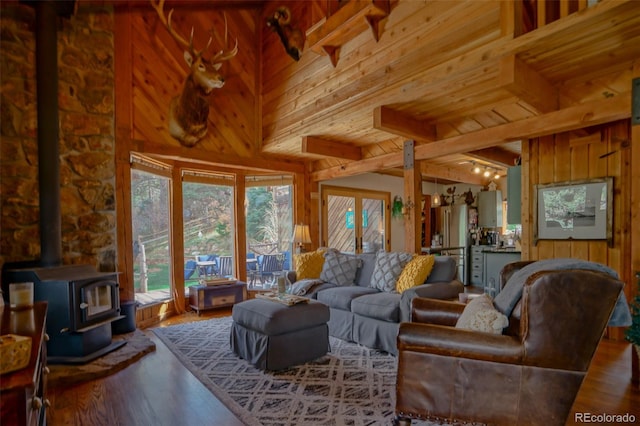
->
[48, 329, 156, 388]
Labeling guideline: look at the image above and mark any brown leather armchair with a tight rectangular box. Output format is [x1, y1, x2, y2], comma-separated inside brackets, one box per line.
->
[395, 263, 624, 426]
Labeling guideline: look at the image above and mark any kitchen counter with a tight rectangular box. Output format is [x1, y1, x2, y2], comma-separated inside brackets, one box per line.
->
[422, 246, 466, 254]
[482, 248, 521, 254]
[421, 246, 468, 285]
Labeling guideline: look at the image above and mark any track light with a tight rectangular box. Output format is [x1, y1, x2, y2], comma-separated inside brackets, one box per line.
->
[483, 167, 490, 177]
[471, 162, 481, 174]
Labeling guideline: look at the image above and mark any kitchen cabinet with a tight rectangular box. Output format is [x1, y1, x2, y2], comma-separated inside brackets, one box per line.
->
[507, 166, 521, 224]
[483, 251, 521, 297]
[470, 245, 490, 286]
[478, 190, 503, 228]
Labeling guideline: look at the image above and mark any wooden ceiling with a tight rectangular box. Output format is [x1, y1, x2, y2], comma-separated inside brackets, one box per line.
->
[122, 0, 640, 186]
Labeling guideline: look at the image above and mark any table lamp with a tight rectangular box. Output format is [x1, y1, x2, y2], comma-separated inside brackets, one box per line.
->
[292, 224, 311, 254]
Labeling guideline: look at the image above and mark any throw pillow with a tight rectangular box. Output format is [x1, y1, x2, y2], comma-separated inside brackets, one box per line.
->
[395, 255, 436, 293]
[455, 294, 508, 334]
[320, 251, 362, 286]
[370, 251, 414, 292]
[293, 250, 326, 280]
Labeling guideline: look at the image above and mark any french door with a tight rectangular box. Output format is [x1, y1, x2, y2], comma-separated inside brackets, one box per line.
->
[321, 185, 390, 254]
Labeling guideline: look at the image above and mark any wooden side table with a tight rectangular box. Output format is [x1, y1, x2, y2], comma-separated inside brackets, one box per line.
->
[1, 302, 49, 426]
[188, 281, 246, 315]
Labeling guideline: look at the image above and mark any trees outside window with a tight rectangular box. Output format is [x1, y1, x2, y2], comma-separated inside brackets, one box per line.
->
[129, 162, 295, 304]
[183, 180, 235, 281]
[131, 168, 172, 299]
[246, 182, 293, 265]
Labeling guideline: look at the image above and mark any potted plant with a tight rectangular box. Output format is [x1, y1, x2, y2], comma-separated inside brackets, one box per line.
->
[626, 272, 640, 387]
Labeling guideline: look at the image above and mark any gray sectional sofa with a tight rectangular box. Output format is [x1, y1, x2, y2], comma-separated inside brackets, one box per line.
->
[290, 252, 463, 355]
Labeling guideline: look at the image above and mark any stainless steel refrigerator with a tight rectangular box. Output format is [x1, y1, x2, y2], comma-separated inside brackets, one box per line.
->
[439, 204, 471, 285]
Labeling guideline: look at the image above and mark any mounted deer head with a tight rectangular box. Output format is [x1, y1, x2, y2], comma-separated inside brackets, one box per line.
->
[151, 0, 238, 147]
[266, 6, 304, 61]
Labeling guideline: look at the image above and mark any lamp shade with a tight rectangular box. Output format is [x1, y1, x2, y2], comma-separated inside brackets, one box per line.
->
[292, 224, 311, 247]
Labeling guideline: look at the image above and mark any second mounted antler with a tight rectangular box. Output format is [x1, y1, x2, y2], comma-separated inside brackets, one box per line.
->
[266, 6, 304, 61]
[151, 0, 238, 147]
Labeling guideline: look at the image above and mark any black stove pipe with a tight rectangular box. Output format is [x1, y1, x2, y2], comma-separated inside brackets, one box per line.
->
[34, 0, 65, 267]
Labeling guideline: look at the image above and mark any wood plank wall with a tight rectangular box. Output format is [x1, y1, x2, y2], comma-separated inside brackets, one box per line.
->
[127, 3, 260, 156]
[522, 120, 634, 340]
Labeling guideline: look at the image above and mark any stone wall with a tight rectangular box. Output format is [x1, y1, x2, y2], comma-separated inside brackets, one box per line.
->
[0, 3, 116, 272]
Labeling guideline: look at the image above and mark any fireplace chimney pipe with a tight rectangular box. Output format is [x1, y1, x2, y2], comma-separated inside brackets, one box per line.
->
[33, 0, 68, 267]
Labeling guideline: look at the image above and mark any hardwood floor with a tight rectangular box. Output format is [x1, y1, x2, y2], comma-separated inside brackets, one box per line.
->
[47, 309, 244, 426]
[47, 308, 640, 425]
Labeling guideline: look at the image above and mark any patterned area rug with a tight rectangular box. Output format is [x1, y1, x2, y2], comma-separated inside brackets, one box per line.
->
[153, 317, 433, 426]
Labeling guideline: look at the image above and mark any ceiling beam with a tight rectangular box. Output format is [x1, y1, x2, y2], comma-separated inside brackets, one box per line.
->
[419, 163, 487, 186]
[373, 106, 437, 141]
[301, 136, 362, 161]
[466, 147, 521, 168]
[311, 94, 630, 181]
[499, 55, 558, 113]
[414, 93, 630, 161]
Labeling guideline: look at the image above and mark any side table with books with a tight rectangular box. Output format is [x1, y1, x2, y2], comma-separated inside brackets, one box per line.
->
[188, 280, 246, 315]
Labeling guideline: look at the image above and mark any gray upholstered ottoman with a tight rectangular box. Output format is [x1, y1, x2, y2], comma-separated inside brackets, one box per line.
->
[230, 298, 330, 371]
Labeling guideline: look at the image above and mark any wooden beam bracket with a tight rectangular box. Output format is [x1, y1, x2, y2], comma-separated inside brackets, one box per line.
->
[306, 0, 390, 67]
[403, 140, 414, 170]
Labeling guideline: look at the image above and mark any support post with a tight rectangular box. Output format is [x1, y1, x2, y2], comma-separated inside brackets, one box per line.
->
[403, 140, 422, 253]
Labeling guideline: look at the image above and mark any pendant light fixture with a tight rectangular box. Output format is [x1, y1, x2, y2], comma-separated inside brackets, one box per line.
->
[432, 176, 441, 207]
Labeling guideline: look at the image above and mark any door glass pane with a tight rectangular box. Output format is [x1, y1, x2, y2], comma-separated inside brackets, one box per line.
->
[362, 197, 385, 252]
[327, 195, 356, 253]
[183, 182, 235, 282]
[131, 169, 172, 304]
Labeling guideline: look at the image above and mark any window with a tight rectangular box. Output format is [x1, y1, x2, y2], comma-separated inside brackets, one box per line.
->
[130, 156, 172, 304]
[183, 170, 236, 282]
[127, 157, 296, 304]
[245, 175, 293, 283]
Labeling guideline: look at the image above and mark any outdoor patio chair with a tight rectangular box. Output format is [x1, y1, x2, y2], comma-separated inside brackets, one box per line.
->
[218, 256, 233, 278]
[196, 254, 217, 277]
[246, 253, 258, 285]
[184, 260, 197, 280]
[258, 253, 283, 286]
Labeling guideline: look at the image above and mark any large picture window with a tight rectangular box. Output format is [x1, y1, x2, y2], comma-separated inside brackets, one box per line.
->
[245, 176, 293, 287]
[183, 171, 236, 283]
[128, 154, 296, 304]
[130, 156, 173, 304]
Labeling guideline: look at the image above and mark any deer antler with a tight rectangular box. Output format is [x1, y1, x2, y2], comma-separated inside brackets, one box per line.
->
[150, 0, 213, 58]
[211, 13, 239, 64]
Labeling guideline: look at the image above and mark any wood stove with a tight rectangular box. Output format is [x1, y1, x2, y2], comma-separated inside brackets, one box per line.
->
[2, 264, 126, 364]
[0, 1, 127, 365]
